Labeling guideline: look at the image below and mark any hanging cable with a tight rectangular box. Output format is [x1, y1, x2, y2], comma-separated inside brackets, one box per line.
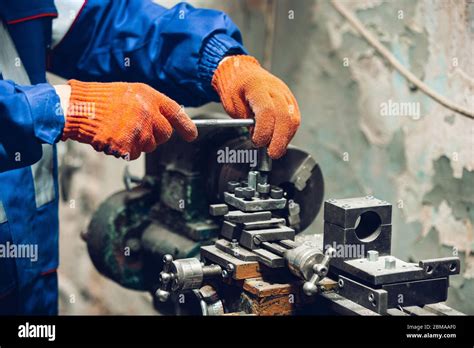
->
[331, 0, 474, 120]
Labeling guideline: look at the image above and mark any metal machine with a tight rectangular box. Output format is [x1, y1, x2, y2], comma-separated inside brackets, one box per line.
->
[84, 114, 463, 316]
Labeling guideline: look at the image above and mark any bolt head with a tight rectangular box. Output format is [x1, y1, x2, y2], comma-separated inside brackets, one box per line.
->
[227, 181, 240, 193]
[270, 187, 284, 199]
[303, 282, 318, 296]
[257, 183, 270, 194]
[242, 187, 255, 199]
[313, 264, 328, 277]
[253, 235, 263, 246]
[234, 187, 245, 198]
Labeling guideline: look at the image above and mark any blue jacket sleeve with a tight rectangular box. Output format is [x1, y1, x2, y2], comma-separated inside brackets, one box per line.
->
[0, 80, 64, 172]
[49, 1, 247, 107]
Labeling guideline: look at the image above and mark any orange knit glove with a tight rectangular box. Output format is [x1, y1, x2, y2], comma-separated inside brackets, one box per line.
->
[62, 80, 197, 160]
[212, 55, 301, 159]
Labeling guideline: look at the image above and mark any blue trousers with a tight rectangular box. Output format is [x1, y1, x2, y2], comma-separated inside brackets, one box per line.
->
[0, 271, 58, 315]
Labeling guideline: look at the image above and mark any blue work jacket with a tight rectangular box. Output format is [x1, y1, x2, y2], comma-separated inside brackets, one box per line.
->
[0, 0, 246, 314]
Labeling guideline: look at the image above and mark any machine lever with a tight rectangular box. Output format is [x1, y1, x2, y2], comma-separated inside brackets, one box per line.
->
[192, 118, 255, 128]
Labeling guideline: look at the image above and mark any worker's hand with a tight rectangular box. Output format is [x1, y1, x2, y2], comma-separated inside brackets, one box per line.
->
[212, 55, 300, 159]
[60, 80, 197, 160]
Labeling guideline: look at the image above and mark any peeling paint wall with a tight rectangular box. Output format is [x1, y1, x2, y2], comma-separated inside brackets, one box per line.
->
[219, 0, 473, 312]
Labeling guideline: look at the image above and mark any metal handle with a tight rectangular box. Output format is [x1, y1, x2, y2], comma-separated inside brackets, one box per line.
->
[192, 118, 255, 128]
[303, 247, 336, 296]
[156, 254, 223, 302]
[156, 254, 174, 302]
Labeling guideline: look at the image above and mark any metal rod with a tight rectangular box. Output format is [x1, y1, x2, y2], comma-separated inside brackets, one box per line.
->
[256, 146, 272, 172]
[192, 119, 255, 128]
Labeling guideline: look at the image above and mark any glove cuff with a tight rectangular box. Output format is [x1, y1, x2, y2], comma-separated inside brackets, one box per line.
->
[61, 79, 114, 142]
[211, 55, 261, 95]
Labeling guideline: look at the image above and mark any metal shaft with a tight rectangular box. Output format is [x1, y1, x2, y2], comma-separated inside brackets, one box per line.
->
[256, 146, 272, 173]
[192, 119, 255, 128]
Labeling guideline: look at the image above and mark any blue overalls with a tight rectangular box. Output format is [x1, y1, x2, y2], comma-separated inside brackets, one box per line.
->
[0, 0, 246, 314]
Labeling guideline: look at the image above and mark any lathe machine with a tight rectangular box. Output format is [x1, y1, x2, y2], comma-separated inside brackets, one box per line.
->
[84, 114, 463, 316]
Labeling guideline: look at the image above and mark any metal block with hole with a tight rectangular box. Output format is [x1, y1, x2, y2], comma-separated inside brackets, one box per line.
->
[323, 221, 392, 261]
[324, 196, 392, 229]
[323, 196, 392, 260]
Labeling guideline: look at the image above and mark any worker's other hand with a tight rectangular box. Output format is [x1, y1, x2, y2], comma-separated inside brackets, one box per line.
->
[212, 55, 300, 159]
[60, 80, 197, 160]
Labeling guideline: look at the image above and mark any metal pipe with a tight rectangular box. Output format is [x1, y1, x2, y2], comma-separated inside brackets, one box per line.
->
[192, 119, 255, 128]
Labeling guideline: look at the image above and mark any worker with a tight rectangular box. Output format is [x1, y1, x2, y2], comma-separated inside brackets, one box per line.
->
[0, 0, 300, 314]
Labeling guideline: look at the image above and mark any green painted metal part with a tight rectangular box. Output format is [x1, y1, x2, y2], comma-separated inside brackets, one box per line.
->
[141, 222, 204, 260]
[86, 187, 158, 290]
[86, 179, 220, 291]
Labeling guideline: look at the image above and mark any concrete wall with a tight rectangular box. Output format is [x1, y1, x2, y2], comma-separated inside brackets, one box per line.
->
[56, 0, 474, 314]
